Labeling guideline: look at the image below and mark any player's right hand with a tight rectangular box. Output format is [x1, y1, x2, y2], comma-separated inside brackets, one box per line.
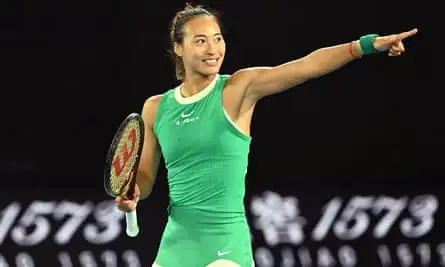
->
[115, 183, 140, 212]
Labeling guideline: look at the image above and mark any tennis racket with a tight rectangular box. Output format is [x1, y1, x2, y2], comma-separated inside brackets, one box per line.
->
[104, 113, 145, 237]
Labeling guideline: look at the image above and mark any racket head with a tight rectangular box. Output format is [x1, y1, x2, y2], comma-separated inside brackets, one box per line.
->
[104, 113, 145, 197]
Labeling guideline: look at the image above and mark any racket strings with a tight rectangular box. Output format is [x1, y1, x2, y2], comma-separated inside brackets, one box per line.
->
[109, 120, 142, 195]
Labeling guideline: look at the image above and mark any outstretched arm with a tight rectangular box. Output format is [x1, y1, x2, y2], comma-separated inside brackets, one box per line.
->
[241, 28, 418, 102]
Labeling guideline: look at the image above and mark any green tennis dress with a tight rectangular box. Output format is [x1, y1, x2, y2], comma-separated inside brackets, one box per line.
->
[153, 74, 254, 266]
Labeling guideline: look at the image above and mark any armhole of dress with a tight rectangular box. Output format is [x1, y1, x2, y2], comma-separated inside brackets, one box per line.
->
[153, 90, 171, 137]
[218, 75, 251, 141]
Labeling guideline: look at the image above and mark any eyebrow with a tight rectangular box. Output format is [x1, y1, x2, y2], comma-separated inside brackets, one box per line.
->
[193, 33, 222, 38]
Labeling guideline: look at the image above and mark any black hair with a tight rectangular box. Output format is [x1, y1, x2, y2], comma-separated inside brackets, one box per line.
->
[169, 3, 223, 80]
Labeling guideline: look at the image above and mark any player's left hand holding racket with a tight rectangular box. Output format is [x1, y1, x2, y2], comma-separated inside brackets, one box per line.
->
[104, 113, 144, 237]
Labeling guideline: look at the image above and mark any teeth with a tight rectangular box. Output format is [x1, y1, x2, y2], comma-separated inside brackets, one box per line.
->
[204, 59, 217, 63]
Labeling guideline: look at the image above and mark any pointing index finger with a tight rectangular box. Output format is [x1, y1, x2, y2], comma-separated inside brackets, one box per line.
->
[398, 28, 418, 40]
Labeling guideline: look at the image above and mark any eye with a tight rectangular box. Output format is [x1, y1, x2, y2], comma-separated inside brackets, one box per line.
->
[195, 39, 206, 44]
[215, 36, 223, 42]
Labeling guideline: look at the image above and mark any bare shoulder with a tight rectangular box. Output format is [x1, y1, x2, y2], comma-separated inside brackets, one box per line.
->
[225, 67, 266, 92]
[141, 94, 164, 126]
[226, 68, 256, 87]
[144, 94, 163, 106]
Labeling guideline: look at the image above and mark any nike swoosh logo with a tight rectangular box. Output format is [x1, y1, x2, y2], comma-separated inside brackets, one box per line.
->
[217, 251, 232, 256]
[181, 111, 194, 118]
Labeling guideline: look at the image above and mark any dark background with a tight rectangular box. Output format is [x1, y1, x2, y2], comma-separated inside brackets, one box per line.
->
[1, 0, 437, 187]
[0, 0, 440, 266]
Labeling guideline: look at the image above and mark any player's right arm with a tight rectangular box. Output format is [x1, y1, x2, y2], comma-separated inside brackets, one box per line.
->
[115, 94, 163, 212]
[136, 94, 163, 199]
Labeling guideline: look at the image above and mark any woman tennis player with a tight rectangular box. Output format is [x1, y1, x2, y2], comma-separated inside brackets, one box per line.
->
[115, 3, 417, 266]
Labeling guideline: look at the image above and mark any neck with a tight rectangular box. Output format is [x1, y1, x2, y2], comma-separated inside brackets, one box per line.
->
[181, 73, 217, 97]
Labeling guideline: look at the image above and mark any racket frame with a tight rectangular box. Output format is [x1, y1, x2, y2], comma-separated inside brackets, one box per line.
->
[103, 113, 145, 199]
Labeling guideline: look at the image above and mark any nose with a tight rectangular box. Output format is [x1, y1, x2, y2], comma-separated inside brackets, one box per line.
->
[206, 41, 217, 54]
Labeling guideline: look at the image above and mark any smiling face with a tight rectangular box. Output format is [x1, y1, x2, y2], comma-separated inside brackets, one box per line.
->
[174, 15, 226, 79]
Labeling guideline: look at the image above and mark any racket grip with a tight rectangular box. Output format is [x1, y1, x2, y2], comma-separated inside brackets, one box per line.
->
[125, 210, 140, 237]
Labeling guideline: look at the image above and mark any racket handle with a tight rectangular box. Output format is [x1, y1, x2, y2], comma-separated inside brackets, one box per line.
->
[125, 210, 139, 237]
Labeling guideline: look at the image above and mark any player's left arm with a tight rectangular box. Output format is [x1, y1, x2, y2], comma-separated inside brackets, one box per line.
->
[240, 28, 417, 102]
